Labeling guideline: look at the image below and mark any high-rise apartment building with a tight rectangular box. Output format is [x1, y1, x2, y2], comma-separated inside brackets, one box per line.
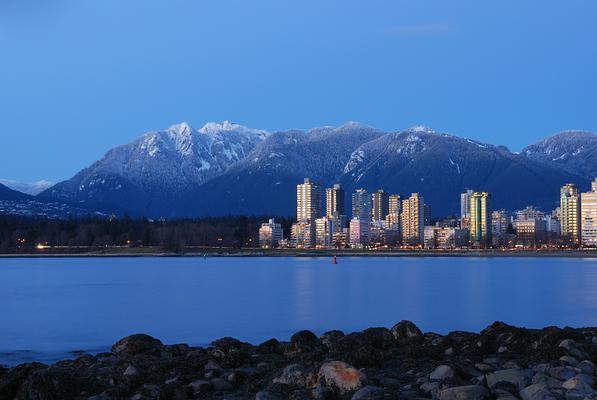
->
[581, 189, 597, 247]
[349, 217, 370, 247]
[259, 219, 283, 248]
[491, 210, 510, 237]
[352, 188, 372, 222]
[424, 226, 468, 249]
[372, 189, 389, 222]
[290, 221, 314, 248]
[560, 184, 581, 244]
[401, 193, 425, 246]
[389, 194, 401, 215]
[325, 184, 345, 218]
[297, 178, 322, 222]
[460, 189, 474, 219]
[470, 192, 491, 247]
[315, 217, 334, 248]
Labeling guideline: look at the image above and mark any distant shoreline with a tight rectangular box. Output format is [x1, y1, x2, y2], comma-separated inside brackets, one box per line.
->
[2, 248, 597, 258]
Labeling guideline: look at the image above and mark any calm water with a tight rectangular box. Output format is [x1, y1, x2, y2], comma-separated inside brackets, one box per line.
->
[1, 256, 597, 366]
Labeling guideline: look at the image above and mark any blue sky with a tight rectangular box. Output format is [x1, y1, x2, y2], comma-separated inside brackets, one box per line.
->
[1, 0, 596, 182]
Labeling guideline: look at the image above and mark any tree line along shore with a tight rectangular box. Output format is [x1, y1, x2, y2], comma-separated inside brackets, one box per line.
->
[2, 216, 597, 257]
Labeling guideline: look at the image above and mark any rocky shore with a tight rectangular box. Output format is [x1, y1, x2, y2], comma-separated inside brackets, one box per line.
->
[2, 321, 597, 400]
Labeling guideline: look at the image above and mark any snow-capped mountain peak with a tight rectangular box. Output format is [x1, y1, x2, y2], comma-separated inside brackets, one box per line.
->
[198, 121, 270, 138]
[167, 121, 193, 136]
[407, 125, 436, 134]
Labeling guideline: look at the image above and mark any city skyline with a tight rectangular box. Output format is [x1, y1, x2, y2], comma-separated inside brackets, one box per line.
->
[260, 177, 597, 250]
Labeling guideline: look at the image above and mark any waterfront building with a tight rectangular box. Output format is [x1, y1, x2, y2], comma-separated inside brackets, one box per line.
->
[545, 214, 561, 236]
[423, 226, 436, 249]
[297, 178, 322, 223]
[332, 227, 349, 248]
[349, 217, 370, 247]
[385, 213, 401, 243]
[424, 226, 468, 249]
[290, 221, 314, 248]
[460, 189, 474, 219]
[593, 177, 597, 193]
[325, 184, 345, 218]
[372, 189, 389, 222]
[389, 194, 401, 215]
[491, 210, 510, 237]
[401, 193, 425, 246]
[515, 206, 545, 221]
[352, 188, 372, 222]
[513, 218, 546, 248]
[581, 190, 597, 247]
[470, 191, 491, 248]
[259, 219, 283, 248]
[314, 217, 334, 248]
[560, 184, 581, 244]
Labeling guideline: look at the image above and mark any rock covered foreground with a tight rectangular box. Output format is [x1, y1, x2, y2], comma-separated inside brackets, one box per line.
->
[2, 322, 597, 400]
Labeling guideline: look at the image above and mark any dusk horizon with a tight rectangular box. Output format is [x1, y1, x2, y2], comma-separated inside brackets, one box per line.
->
[2, 0, 597, 182]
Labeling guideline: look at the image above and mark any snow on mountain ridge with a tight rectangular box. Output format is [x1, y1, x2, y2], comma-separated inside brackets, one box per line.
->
[0, 179, 54, 196]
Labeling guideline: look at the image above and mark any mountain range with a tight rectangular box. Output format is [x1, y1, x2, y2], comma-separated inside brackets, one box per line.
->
[3, 121, 595, 219]
[0, 179, 54, 196]
[0, 183, 109, 219]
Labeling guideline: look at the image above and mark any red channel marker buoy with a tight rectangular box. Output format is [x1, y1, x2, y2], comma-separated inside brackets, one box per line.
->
[333, 255, 338, 264]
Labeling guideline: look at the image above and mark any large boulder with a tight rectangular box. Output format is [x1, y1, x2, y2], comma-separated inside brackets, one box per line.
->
[486, 368, 531, 390]
[111, 334, 163, 357]
[390, 320, 423, 341]
[438, 385, 489, 400]
[430, 365, 455, 381]
[360, 328, 395, 349]
[559, 339, 590, 361]
[273, 364, 315, 387]
[562, 374, 595, 393]
[319, 361, 365, 393]
[290, 330, 319, 352]
[519, 383, 557, 400]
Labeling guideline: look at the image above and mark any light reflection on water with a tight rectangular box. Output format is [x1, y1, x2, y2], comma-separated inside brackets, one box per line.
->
[1, 256, 597, 366]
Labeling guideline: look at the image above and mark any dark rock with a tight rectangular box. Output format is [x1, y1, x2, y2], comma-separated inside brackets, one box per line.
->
[273, 364, 314, 387]
[17, 365, 104, 400]
[255, 390, 284, 400]
[111, 334, 163, 357]
[438, 385, 489, 400]
[211, 336, 251, 353]
[290, 330, 319, 352]
[347, 345, 384, 369]
[486, 368, 531, 389]
[187, 379, 212, 395]
[360, 328, 395, 349]
[311, 386, 335, 400]
[351, 385, 385, 400]
[429, 365, 455, 381]
[210, 377, 233, 391]
[390, 320, 423, 341]
[256, 338, 283, 354]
